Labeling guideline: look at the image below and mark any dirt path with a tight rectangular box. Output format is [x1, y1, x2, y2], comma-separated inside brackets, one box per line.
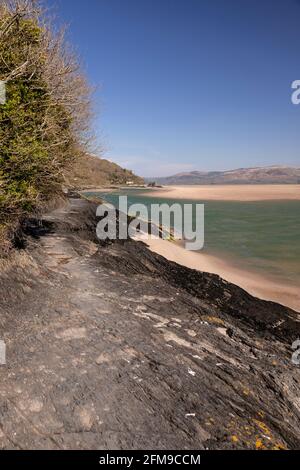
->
[0, 198, 300, 450]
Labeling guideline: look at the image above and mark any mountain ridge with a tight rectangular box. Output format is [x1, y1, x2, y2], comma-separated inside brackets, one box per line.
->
[148, 165, 300, 185]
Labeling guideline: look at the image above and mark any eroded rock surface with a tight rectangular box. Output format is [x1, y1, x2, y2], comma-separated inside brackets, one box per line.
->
[0, 198, 300, 450]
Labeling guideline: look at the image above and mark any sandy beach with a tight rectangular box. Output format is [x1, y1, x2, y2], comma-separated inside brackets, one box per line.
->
[143, 184, 300, 201]
[144, 237, 300, 312]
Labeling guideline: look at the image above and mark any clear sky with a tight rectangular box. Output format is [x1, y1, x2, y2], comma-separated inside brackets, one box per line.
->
[47, 0, 300, 177]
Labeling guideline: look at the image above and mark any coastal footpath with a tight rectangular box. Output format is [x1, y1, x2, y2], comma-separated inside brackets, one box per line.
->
[0, 196, 300, 450]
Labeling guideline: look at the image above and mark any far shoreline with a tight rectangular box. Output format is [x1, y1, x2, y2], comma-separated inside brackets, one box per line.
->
[140, 184, 300, 201]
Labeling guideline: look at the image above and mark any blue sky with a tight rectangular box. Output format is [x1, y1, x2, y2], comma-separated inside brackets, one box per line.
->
[47, 0, 300, 177]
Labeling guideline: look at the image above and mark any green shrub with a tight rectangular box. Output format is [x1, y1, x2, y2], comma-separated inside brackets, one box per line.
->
[0, 1, 91, 252]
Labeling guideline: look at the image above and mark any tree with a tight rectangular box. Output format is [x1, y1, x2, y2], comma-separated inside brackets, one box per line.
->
[0, 0, 92, 251]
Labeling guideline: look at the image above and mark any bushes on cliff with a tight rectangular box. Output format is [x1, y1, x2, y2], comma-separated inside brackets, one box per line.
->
[0, 0, 92, 252]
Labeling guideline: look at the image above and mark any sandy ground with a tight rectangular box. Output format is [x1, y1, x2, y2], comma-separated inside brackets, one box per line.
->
[138, 184, 300, 310]
[143, 185, 300, 201]
[144, 237, 300, 312]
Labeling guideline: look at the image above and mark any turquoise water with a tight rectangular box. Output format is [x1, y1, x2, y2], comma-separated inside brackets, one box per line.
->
[88, 190, 300, 287]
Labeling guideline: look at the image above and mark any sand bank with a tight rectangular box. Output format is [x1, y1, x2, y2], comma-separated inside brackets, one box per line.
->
[144, 237, 300, 312]
[143, 184, 300, 201]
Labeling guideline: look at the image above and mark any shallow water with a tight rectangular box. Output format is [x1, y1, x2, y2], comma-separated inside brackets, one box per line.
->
[87, 189, 300, 289]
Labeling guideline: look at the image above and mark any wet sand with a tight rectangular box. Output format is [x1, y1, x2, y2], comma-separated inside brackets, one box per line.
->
[144, 237, 300, 312]
[143, 184, 300, 201]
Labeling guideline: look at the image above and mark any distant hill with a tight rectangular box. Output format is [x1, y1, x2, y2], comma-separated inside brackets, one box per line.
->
[148, 166, 300, 185]
[65, 154, 144, 189]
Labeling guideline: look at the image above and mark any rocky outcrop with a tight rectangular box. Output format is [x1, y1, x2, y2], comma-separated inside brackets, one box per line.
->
[0, 197, 299, 450]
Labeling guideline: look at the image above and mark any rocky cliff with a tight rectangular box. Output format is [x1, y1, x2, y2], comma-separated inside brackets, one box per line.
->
[0, 197, 299, 450]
